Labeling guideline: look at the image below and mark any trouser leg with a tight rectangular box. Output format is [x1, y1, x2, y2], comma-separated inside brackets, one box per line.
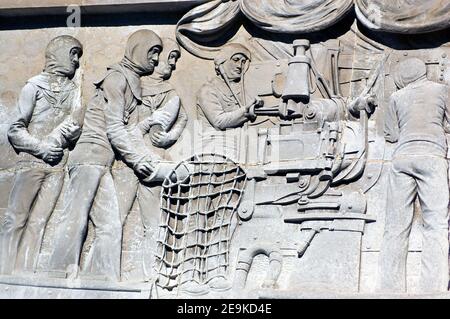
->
[0, 168, 44, 274]
[378, 158, 417, 292]
[112, 166, 139, 280]
[112, 166, 138, 226]
[138, 183, 161, 281]
[47, 165, 103, 274]
[416, 157, 449, 292]
[15, 170, 65, 273]
[81, 169, 122, 281]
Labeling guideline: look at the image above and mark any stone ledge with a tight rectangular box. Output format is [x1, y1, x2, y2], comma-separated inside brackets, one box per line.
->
[256, 290, 450, 299]
[0, 283, 150, 299]
[0, 274, 151, 292]
[0, 0, 207, 16]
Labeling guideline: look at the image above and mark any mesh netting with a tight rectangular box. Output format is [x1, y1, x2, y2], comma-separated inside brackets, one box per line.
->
[155, 154, 247, 290]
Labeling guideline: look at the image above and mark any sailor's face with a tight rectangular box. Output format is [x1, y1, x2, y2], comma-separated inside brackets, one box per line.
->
[167, 51, 180, 70]
[67, 47, 81, 76]
[161, 50, 180, 80]
[147, 46, 161, 73]
[223, 53, 248, 81]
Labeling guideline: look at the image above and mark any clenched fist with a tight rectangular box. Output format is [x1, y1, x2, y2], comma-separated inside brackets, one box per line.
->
[134, 161, 156, 179]
[38, 141, 63, 165]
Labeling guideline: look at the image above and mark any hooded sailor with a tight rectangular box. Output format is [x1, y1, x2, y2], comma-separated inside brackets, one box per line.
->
[379, 57, 450, 293]
[0, 35, 83, 275]
[113, 37, 188, 281]
[196, 43, 263, 162]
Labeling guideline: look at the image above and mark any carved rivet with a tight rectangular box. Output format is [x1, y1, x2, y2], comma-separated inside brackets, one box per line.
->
[4, 287, 9, 291]
[442, 53, 447, 58]
[403, 52, 408, 56]
[305, 108, 316, 120]
[367, 174, 373, 179]
[299, 178, 308, 187]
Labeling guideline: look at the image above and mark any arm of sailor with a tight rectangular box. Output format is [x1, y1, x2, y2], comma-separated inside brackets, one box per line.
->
[384, 95, 399, 143]
[443, 85, 450, 134]
[197, 87, 248, 131]
[7, 82, 42, 156]
[103, 72, 150, 171]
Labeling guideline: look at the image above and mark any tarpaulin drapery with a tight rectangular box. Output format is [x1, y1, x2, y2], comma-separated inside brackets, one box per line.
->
[240, 0, 354, 34]
[176, 0, 450, 59]
[355, 0, 450, 34]
[176, 0, 241, 60]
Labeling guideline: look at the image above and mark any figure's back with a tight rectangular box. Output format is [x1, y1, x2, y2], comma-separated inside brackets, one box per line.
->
[393, 79, 449, 153]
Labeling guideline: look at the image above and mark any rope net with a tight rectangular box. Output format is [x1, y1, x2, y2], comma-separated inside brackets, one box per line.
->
[155, 154, 247, 290]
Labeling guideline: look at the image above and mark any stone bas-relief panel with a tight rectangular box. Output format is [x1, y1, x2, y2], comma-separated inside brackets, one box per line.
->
[0, 0, 449, 299]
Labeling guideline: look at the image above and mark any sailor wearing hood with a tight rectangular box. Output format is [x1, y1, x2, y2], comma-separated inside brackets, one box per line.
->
[48, 30, 163, 281]
[196, 43, 262, 162]
[168, 43, 261, 293]
[140, 37, 187, 152]
[379, 57, 450, 293]
[112, 37, 187, 281]
[0, 35, 83, 275]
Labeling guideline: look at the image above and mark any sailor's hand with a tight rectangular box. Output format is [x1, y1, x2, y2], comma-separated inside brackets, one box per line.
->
[39, 141, 64, 164]
[137, 117, 152, 135]
[138, 111, 171, 135]
[245, 97, 264, 121]
[134, 161, 155, 178]
[245, 97, 264, 111]
[151, 130, 175, 148]
[151, 111, 173, 130]
[366, 94, 377, 113]
[60, 120, 81, 142]
[349, 94, 377, 116]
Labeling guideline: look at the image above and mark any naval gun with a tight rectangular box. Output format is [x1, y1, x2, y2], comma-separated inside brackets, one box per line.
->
[239, 39, 382, 220]
[230, 39, 385, 292]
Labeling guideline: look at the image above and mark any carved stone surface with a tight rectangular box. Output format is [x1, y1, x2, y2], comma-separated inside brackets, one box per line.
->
[0, 0, 449, 299]
[0, 0, 207, 15]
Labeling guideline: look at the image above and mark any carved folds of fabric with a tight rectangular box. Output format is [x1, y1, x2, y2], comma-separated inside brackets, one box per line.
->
[177, 0, 450, 59]
[176, 0, 242, 60]
[355, 0, 450, 34]
[176, 0, 353, 59]
[240, 0, 354, 34]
